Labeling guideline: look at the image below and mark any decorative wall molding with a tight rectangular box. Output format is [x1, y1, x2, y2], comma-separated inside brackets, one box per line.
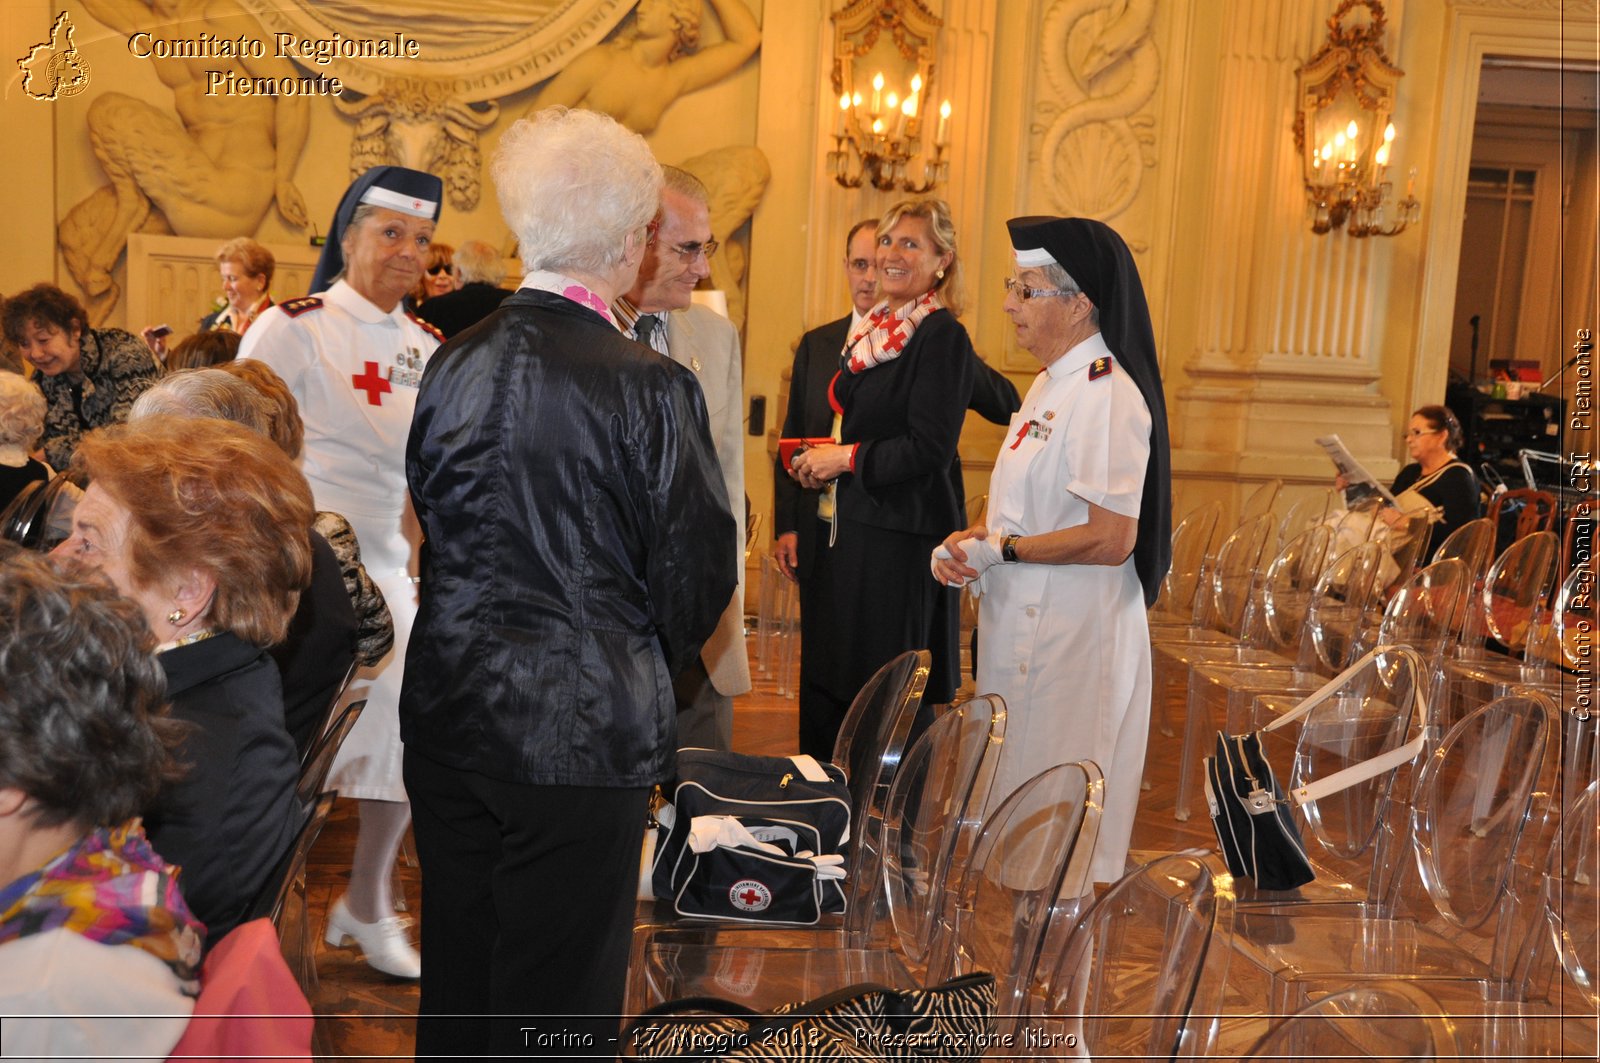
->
[1034, 0, 1159, 223]
[1452, 0, 1594, 12]
[236, 0, 634, 101]
[126, 233, 319, 342]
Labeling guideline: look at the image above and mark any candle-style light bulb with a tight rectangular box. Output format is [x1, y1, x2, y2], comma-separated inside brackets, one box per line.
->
[851, 91, 862, 108]
[901, 96, 916, 118]
[936, 99, 951, 146]
[871, 117, 885, 136]
[1346, 120, 1358, 139]
[1384, 123, 1396, 142]
[871, 72, 884, 115]
[1374, 144, 1389, 166]
[910, 74, 923, 94]
[885, 91, 899, 112]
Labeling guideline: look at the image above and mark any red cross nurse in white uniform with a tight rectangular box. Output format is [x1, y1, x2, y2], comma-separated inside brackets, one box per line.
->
[239, 166, 445, 977]
[933, 216, 1172, 885]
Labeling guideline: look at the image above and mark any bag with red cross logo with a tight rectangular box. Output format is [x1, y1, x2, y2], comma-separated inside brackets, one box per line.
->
[653, 750, 851, 923]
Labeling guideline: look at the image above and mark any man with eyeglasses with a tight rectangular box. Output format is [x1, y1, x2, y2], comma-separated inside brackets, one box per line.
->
[933, 216, 1171, 885]
[614, 165, 749, 751]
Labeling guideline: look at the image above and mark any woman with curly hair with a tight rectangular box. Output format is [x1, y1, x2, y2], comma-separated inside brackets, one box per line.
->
[53, 417, 311, 943]
[2, 284, 160, 470]
[0, 545, 201, 1058]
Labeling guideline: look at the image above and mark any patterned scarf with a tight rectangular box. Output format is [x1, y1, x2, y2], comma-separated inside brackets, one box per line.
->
[520, 269, 617, 327]
[841, 290, 943, 373]
[0, 821, 205, 994]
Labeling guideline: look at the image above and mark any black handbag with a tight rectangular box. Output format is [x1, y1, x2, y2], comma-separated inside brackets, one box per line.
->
[653, 751, 852, 923]
[621, 972, 996, 1062]
[1203, 646, 1429, 891]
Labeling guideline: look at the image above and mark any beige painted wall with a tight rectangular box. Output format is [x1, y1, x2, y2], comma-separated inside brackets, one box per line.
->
[6, 0, 1595, 542]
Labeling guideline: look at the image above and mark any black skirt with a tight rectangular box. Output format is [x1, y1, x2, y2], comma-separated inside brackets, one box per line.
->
[799, 515, 960, 707]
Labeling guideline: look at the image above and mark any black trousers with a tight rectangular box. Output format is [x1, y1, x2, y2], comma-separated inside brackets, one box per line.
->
[404, 748, 649, 1059]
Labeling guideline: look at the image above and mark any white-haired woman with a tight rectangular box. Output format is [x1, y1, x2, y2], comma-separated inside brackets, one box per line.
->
[402, 106, 735, 1056]
[238, 166, 446, 980]
[0, 372, 50, 511]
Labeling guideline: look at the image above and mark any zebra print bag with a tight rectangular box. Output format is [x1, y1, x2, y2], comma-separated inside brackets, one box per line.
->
[621, 972, 995, 1061]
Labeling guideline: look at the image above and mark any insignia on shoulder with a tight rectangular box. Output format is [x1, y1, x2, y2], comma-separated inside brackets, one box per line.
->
[279, 296, 324, 318]
[1088, 356, 1112, 381]
[407, 312, 446, 343]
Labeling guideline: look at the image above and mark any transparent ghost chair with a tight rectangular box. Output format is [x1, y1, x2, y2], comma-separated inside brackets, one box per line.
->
[1147, 526, 1332, 770]
[1224, 689, 1562, 1015]
[1019, 850, 1236, 1062]
[1148, 501, 1224, 626]
[1438, 530, 1561, 731]
[1172, 542, 1386, 820]
[624, 696, 1007, 1013]
[626, 758, 1100, 1047]
[1235, 981, 1460, 1061]
[1239, 478, 1282, 525]
[1274, 487, 1339, 549]
[1432, 516, 1496, 584]
[1149, 513, 1274, 643]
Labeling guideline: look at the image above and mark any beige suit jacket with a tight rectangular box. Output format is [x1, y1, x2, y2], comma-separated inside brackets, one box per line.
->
[665, 304, 752, 696]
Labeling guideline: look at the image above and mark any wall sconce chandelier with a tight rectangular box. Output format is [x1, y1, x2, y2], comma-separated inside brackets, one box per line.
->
[828, 0, 950, 193]
[1293, 0, 1421, 237]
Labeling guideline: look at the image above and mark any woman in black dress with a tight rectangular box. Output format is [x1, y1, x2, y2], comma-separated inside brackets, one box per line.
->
[787, 199, 975, 757]
[1390, 405, 1480, 561]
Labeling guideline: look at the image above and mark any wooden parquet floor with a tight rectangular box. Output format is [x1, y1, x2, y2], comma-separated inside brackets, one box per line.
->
[301, 633, 1210, 1059]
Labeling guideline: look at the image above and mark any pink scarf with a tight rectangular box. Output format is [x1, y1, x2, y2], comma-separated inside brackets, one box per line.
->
[842, 290, 943, 373]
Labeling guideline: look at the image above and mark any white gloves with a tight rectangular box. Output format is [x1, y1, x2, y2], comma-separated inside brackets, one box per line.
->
[932, 534, 1006, 588]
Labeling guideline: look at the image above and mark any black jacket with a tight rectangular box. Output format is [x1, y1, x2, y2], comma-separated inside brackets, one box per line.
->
[145, 634, 302, 946]
[774, 313, 1019, 574]
[401, 289, 736, 787]
[416, 282, 512, 339]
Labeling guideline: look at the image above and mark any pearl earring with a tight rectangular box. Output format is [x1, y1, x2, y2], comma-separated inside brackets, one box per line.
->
[168, 608, 186, 625]
[936, 269, 946, 280]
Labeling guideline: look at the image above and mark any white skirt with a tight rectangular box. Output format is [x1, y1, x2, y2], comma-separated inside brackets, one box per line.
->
[325, 496, 421, 803]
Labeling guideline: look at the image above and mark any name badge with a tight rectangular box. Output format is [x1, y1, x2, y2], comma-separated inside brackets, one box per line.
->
[388, 347, 425, 389]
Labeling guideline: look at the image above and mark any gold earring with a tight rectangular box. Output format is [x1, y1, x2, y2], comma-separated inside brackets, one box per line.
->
[168, 608, 186, 625]
[936, 269, 946, 280]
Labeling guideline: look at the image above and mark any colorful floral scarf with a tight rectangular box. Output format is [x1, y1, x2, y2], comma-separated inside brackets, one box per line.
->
[841, 290, 943, 374]
[0, 821, 205, 994]
[520, 269, 617, 327]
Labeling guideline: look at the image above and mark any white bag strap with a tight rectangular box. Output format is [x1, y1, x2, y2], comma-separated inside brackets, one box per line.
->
[1257, 645, 1430, 807]
[789, 754, 832, 783]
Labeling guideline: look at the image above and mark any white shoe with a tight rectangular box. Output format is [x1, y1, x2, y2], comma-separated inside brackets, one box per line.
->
[324, 896, 421, 979]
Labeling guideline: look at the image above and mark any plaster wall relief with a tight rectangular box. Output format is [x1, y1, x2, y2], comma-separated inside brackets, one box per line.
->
[1034, 0, 1159, 226]
[48, 0, 767, 329]
[59, 0, 313, 322]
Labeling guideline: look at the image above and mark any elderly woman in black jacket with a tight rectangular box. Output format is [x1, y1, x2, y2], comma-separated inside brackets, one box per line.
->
[402, 106, 735, 1056]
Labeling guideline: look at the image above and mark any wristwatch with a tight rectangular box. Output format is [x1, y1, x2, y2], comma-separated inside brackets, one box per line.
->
[1001, 534, 1022, 563]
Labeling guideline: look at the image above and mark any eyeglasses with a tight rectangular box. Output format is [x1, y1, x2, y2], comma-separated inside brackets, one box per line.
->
[427, 264, 453, 276]
[668, 239, 719, 263]
[1003, 277, 1075, 301]
[1404, 427, 1444, 438]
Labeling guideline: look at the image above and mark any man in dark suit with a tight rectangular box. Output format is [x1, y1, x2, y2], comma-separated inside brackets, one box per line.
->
[774, 222, 1021, 583]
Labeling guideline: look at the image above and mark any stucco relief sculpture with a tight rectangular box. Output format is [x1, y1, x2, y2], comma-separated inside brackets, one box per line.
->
[1036, 0, 1159, 223]
[61, 0, 310, 321]
[336, 80, 499, 211]
[528, 0, 761, 134]
[679, 144, 769, 329]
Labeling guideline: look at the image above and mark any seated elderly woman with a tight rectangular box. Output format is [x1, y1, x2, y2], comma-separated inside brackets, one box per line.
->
[0, 372, 50, 510]
[52, 418, 310, 943]
[0, 545, 203, 1058]
[130, 367, 377, 755]
[1, 284, 160, 470]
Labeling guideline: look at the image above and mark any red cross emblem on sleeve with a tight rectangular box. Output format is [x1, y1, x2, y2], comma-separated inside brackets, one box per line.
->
[353, 361, 392, 406]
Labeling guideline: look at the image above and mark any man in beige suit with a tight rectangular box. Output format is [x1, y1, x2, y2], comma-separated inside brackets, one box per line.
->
[615, 166, 750, 749]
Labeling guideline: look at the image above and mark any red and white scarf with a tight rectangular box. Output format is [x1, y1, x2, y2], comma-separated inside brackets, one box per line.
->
[841, 290, 942, 373]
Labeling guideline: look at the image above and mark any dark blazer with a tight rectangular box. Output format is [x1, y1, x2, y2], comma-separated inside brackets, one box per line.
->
[834, 309, 975, 537]
[270, 531, 358, 758]
[774, 315, 851, 578]
[415, 282, 511, 340]
[145, 633, 302, 946]
[402, 289, 737, 787]
[774, 312, 1020, 573]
